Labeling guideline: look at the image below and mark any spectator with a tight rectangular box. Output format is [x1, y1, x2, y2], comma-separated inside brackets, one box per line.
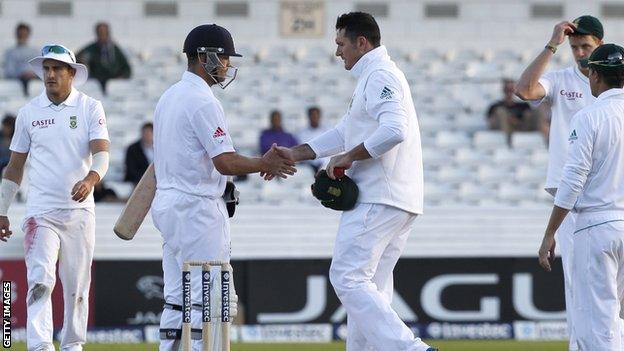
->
[3, 23, 39, 95]
[124, 122, 153, 185]
[259, 110, 298, 154]
[297, 106, 329, 172]
[486, 78, 536, 146]
[77, 22, 131, 92]
[0, 114, 16, 174]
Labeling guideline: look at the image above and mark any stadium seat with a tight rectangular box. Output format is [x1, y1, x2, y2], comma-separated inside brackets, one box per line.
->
[473, 131, 507, 150]
[27, 79, 44, 97]
[0, 79, 23, 100]
[458, 182, 496, 205]
[498, 183, 535, 203]
[437, 165, 473, 185]
[515, 164, 546, 184]
[530, 150, 549, 168]
[512, 132, 546, 151]
[454, 148, 489, 166]
[435, 131, 471, 150]
[492, 148, 529, 167]
[477, 164, 513, 185]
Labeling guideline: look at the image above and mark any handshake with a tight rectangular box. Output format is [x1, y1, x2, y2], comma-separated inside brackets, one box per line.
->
[259, 143, 298, 181]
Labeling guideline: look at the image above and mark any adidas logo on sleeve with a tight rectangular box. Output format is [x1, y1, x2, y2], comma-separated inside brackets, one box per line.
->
[380, 86, 394, 100]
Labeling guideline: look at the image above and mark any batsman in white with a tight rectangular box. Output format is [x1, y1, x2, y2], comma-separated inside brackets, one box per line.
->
[151, 24, 295, 351]
[0, 44, 110, 351]
[539, 43, 624, 351]
[515, 15, 605, 351]
[269, 12, 436, 351]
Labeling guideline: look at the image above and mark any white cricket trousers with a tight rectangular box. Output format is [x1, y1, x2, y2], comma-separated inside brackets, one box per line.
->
[329, 203, 431, 351]
[152, 190, 231, 351]
[557, 212, 578, 351]
[572, 219, 624, 351]
[23, 209, 95, 351]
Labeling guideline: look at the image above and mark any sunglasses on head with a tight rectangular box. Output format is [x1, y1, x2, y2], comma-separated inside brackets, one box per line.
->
[41, 45, 76, 62]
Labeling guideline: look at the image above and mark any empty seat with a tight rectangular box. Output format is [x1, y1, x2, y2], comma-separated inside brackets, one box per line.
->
[497, 183, 535, 203]
[0, 79, 23, 99]
[27, 79, 44, 97]
[512, 132, 546, 150]
[492, 148, 530, 167]
[458, 182, 496, 204]
[454, 149, 489, 166]
[473, 131, 507, 150]
[515, 165, 546, 184]
[477, 165, 513, 185]
[437, 165, 474, 184]
[531, 150, 549, 168]
[435, 131, 471, 150]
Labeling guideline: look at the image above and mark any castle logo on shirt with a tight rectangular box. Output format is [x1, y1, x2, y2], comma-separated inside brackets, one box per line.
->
[380, 86, 395, 100]
[32, 118, 55, 128]
[213, 127, 226, 144]
[69, 116, 77, 129]
[560, 89, 583, 101]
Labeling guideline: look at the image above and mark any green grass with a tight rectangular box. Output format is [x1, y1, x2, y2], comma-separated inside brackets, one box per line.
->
[9, 341, 568, 350]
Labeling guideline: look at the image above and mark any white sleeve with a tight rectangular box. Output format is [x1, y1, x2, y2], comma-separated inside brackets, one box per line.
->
[307, 116, 346, 159]
[191, 102, 235, 158]
[9, 108, 31, 153]
[532, 71, 557, 106]
[88, 100, 110, 141]
[362, 70, 408, 158]
[554, 113, 593, 209]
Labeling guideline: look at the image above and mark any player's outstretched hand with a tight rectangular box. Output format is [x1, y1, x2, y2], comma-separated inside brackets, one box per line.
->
[538, 233, 556, 272]
[261, 144, 297, 180]
[549, 21, 577, 47]
[326, 154, 353, 180]
[0, 216, 12, 242]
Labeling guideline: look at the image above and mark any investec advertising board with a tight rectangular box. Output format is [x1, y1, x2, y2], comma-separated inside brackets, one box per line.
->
[0, 258, 567, 341]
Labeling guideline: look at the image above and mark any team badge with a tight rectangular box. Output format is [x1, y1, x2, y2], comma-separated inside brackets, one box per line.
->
[69, 116, 77, 129]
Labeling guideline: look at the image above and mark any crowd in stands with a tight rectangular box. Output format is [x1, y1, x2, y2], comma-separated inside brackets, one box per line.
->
[0, 22, 552, 204]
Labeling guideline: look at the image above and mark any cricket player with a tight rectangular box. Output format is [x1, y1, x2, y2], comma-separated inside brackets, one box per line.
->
[271, 12, 436, 351]
[0, 44, 110, 351]
[515, 15, 604, 350]
[539, 43, 624, 351]
[152, 24, 295, 351]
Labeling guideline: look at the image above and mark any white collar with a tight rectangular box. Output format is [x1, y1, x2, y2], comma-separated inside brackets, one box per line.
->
[182, 71, 212, 91]
[37, 88, 79, 108]
[350, 46, 389, 79]
[596, 88, 624, 101]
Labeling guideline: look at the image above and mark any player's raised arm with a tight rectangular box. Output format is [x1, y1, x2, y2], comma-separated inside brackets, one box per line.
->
[515, 21, 577, 101]
[0, 151, 27, 241]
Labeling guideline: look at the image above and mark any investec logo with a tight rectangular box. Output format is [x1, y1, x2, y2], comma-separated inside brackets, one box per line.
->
[202, 272, 210, 323]
[182, 272, 191, 323]
[221, 272, 230, 322]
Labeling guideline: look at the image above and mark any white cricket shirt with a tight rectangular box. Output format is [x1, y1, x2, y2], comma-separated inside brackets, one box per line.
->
[308, 46, 424, 214]
[10, 88, 109, 217]
[153, 71, 235, 198]
[555, 88, 624, 227]
[538, 65, 595, 189]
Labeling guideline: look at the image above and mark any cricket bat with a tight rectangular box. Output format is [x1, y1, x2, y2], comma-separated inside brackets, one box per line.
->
[113, 163, 156, 240]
